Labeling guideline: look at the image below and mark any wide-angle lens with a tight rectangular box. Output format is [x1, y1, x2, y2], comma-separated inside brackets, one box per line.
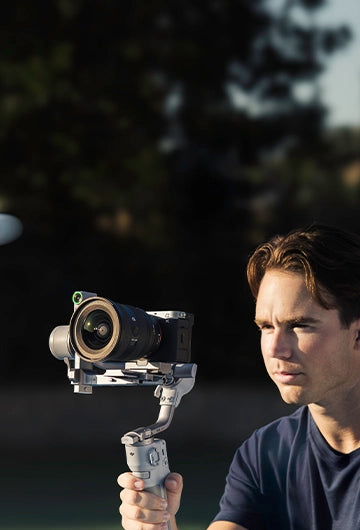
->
[82, 310, 113, 350]
[69, 297, 162, 363]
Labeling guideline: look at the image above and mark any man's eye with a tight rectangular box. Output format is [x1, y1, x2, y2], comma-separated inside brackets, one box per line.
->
[292, 323, 310, 330]
[258, 324, 273, 332]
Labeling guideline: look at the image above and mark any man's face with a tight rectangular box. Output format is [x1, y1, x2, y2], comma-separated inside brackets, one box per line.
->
[255, 269, 360, 408]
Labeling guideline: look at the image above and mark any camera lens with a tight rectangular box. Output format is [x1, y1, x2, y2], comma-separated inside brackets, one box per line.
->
[82, 310, 113, 349]
[69, 297, 162, 363]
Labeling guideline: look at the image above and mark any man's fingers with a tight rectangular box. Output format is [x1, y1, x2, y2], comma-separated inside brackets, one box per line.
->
[120, 487, 168, 511]
[118, 471, 145, 490]
[118, 470, 183, 527]
[120, 516, 169, 530]
[119, 502, 170, 524]
[165, 472, 183, 494]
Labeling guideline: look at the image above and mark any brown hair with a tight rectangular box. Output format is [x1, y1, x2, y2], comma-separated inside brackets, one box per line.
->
[247, 224, 360, 327]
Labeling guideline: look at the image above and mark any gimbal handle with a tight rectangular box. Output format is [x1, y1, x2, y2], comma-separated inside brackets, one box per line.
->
[124, 437, 170, 490]
[121, 376, 196, 527]
[124, 437, 170, 528]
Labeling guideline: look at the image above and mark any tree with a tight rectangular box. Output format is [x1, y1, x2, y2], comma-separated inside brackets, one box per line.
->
[0, 0, 351, 381]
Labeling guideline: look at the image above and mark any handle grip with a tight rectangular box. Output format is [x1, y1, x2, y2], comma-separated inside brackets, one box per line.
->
[135, 481, 170, 530]
[143, 483, 168, 499]
[125, 438, 170, 528]
[125, 438, 170, 488]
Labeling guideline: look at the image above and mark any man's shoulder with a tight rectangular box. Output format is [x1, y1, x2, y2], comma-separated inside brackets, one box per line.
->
[232, 406, 309, 475]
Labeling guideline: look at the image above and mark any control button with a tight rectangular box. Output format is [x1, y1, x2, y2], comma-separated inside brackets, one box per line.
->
[134, 471, 150, 479]
[149, 448, 160, 465]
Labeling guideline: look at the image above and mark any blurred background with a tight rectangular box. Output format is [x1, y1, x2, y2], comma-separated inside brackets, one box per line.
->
[0, 0, 359, 528]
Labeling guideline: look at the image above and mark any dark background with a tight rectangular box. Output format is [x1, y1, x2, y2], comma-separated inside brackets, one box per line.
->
[1, 0, 359, 386]
[0, 1, 359, 528]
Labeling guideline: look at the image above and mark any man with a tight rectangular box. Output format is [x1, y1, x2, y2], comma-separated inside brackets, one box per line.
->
[118, 224, 360, 529]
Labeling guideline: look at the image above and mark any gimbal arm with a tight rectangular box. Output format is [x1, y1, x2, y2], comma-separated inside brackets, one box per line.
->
[121, 377, 195, 444]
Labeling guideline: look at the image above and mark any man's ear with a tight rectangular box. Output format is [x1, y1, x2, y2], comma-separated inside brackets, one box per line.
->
[353, 320, 360, 348]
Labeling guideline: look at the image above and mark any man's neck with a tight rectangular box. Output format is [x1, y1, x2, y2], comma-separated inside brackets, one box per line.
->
[309, 399, 360, 454]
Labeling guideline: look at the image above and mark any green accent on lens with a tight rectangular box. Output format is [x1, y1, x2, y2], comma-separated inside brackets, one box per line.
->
[72, 291, 83, 305]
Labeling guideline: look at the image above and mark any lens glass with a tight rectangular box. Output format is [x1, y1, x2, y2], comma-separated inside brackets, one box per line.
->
[82, 310, 113, 350]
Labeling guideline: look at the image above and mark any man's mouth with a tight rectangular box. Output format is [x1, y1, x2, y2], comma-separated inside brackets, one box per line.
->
[274, 371, 303, 384]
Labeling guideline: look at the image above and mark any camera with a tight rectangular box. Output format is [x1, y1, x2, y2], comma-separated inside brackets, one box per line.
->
[49, 291, 195, 392]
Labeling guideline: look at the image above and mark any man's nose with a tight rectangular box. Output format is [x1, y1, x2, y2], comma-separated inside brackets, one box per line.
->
[264, 328, 293, 359]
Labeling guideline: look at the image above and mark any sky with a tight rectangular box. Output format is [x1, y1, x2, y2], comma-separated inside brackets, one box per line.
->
[268, 0, 360, 128]
[312, 0, 360, 128]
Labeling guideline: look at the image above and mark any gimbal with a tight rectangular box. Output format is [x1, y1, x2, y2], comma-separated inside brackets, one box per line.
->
[49, 291, 197, 527]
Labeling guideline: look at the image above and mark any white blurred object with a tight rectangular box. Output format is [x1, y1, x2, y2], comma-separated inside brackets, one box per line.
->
[0, 214, 23, 245]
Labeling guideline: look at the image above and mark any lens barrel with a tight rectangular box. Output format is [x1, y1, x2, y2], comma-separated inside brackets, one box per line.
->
[69, 297, 162, 363]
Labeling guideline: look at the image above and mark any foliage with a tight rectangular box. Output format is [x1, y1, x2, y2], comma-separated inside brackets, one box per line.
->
[0, 0, 354, 381]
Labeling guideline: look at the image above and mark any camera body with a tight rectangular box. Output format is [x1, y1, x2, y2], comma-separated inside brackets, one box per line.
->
[50, 291, 195, 393]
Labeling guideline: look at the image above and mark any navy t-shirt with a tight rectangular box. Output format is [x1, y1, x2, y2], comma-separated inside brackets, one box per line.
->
[213, 406, 360, 529]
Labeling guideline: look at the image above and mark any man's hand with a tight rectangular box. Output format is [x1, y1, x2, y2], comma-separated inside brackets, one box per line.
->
[118, 471, 183, 529]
